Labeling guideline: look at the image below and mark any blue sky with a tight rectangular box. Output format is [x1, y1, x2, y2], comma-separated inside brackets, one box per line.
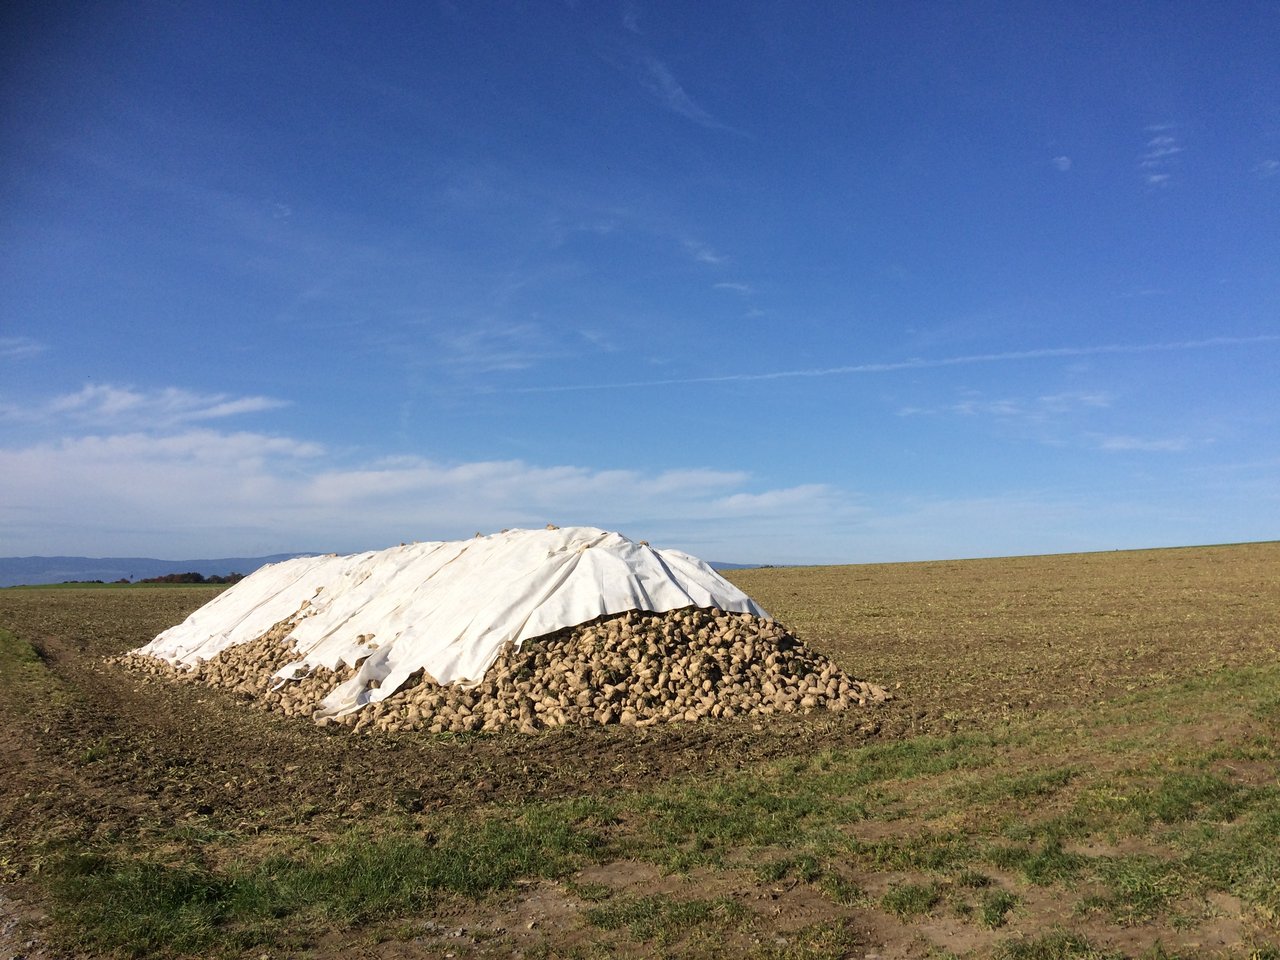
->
[2, 1, 1277, 564]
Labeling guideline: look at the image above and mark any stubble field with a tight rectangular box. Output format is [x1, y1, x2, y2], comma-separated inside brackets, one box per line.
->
[1, 541, 1277, 959]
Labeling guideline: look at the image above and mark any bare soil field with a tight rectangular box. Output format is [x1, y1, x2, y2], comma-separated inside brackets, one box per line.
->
[1, 542, 1277, 959]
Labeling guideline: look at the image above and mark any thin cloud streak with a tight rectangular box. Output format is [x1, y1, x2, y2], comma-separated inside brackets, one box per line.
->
[636, 55, 747, 137]
[683, 239, 727, 265]
[1095, 434, 1190, 453]
[2, 384, 289, 428]
[0, 336, 47, 360]
[504, 335, 1280, 393]
[1139, 126, 1182, 187]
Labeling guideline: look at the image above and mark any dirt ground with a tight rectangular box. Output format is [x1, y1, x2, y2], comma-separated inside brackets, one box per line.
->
[1, 541, 1277, 958]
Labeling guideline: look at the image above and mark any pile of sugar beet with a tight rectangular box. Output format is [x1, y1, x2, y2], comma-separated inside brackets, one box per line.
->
[117, 606, 891, 735]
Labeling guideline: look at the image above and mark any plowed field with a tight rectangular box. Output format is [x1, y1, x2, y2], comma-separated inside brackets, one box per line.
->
[1, 542, 1277, 958]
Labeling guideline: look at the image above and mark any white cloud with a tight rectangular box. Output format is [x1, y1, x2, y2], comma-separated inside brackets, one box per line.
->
[640, 56, 720, 128]
[1052, 156, 1072, 172]
[2, 384, 288, 429]
[576, 328, 618, 352]
[0, 336, 47, 360]
[0, 428, 323, 534]
[714, 484, 847, 516]
[894, 389, 1130, 454]
[900, 390, 1110, 422]
[1139, 127, 1182, 187]
[1095, 434, 1190, 453]
[1140, 136, 1183, 165]
[952, 398, 1024, 417]
[713, 282, 753, 295]
[1, 411, 1268, 565]
[1254, 159, 1279, 178]
[434, 322, 548, 372]
[683, 239, 727, 265]
[1037, 392, 1111, 413]
[0, 417, 863, 561]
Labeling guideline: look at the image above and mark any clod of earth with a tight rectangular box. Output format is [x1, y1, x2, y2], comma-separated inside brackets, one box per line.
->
[113, 606, 890, 734]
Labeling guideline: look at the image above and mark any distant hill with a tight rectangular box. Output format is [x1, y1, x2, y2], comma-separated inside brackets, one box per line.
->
[0, 554, 315, 588]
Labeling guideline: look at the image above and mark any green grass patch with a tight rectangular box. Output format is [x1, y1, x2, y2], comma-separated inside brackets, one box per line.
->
[990, 931, 1123, 960]
[979, 888, 1019, 928]
[49, 855, 229, 956]
[818, 873, 867, 906]
[1174, 791, 1280, 920]
[751, 919, 866, 960]
[585, 893, 744, 944]
[881, 880, 942, 920]
[955, 868, 993, 888]
[617, 732, 1000, 873]
[985, 837, 1086, 885]
[0, 628, 66, 706]
[1131, 772, 1250, 825]
[565, 879, 613, 902]
[956, 766, 1078, 804]
[755, 853, 822, 884]
[1078, 856, 1185, 925]
[847, 830, 976, 871]
[586, 901, 747, 942]
[47, 808, 597, 956]
[628, 777, 823, 870]
[828, 733, 998, 787]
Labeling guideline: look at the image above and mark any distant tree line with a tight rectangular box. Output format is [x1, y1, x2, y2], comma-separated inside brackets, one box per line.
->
[138, 572, 245, 584]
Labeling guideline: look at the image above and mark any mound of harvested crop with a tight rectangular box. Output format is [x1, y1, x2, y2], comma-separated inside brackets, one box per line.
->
[117, 606, 889, 734]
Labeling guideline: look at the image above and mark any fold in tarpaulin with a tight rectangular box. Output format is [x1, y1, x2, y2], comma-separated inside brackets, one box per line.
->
[134, 527, 769, 718]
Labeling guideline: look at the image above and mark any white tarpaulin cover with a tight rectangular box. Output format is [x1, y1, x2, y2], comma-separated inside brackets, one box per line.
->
[135, 526, 768, 718]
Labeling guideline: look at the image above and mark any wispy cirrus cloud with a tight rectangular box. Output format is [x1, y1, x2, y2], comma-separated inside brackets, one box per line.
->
[639, 56, 715, 126]
[1254, 159, 1279, 179]
[1, 384, 288, 429]
[1094, 434, 1190, 453]
[683, 238, 727, 265]
[504, 335, 1280, 393]
[635, 55, 744, 136]
[1038, 392, 1112, 414]
[900, 390, 1199, 455]
[434, 321, 550, 373]
[1140, 125, 1183, 187]
[0, 336, 47, 360]
[713, 282, 754, 295]
[898, 390, 1111, 426]
[621, 3, 642, 34]
[1051, 155, 1072, 172]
